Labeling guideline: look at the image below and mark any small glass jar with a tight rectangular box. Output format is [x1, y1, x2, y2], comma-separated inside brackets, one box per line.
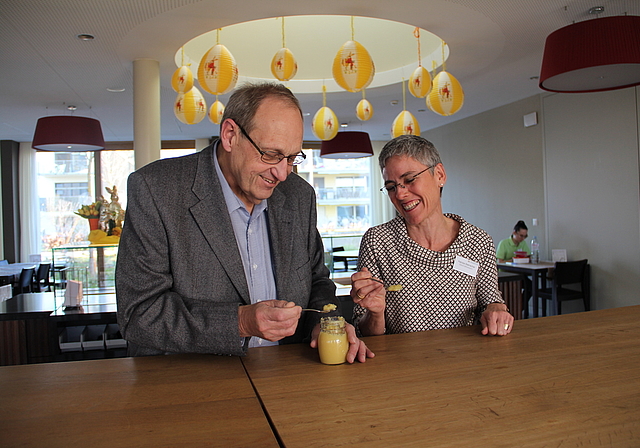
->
[318, 316, 348, 365]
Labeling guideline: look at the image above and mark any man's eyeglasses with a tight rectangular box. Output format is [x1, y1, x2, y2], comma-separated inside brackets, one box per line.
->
[380, 166, 434, 194]
[237, 124, 306, 166]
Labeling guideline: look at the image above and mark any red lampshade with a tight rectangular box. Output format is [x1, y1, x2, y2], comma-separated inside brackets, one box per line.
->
[32, 116, 105, 151]
[539, 15, 640, 93]
[320, 131, 373, 159]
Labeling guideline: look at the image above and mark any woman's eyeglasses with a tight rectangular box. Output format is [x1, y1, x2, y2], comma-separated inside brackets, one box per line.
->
[380, 167, 433, 194]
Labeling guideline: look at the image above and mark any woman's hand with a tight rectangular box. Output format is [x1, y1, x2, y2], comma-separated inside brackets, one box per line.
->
[480, 303, 514, 336]
[350, 267, 387, 336]
[351, 267, 386, 315]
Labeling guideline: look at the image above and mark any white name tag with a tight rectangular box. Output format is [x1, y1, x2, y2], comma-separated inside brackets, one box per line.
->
[453, 255, 479, 277]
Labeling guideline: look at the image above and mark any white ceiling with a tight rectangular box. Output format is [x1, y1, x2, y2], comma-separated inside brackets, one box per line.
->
[1, 0, 638, 143]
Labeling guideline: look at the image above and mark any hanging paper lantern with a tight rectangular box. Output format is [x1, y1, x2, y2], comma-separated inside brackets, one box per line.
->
[197, 44, 238, 95]
[208, 100, 225, 124]
[312, 106, 339, 141]
[174, 86, 207, 124]
[426, 71, 464, 116]
[391, 111, 421, 138]
[332, 41, 375, 93]
[408, 66, 432, 98]
[271, 48, 298, 81]
[171, 65, 194, 93]
[356, 99, 374, 121]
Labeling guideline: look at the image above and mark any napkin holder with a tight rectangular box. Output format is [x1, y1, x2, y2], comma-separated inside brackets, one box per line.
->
[63, 280, 83, 308]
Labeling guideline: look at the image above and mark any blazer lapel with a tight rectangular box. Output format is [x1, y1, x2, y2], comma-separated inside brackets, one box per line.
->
[189, 144, 250, 304]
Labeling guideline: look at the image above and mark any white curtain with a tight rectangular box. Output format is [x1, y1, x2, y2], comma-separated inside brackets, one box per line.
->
[18, 143, 41, 262]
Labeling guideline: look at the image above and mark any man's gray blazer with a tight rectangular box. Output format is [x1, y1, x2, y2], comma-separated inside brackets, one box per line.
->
[116, 143, 336, 356]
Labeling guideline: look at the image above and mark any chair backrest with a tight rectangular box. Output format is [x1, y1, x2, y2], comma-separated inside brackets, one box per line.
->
[18, 268, 35, 291]
[0, 260, 8, 265]
[332, 246, 345, 252]
[35, 263, 51, 282]
[554, 259, 588, 286]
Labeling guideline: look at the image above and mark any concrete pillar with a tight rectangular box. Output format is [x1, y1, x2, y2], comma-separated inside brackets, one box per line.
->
[133, 58, 161, 169]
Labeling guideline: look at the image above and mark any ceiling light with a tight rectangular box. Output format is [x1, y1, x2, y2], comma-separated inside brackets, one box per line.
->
[32, 116, 105, 151]
[588, 6, 605, 14]
[539, 15, 640, 92]
[77, 33, 95, 41]
[320, 131, 373, 159]
[67, 105, 77, 111]
[107, 87, 126, 92]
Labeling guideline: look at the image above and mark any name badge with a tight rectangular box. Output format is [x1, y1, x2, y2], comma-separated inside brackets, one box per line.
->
[453, 255, 479, 277]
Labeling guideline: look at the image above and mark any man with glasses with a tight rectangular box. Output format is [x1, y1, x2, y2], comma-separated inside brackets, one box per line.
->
[116, 82, 373, 362]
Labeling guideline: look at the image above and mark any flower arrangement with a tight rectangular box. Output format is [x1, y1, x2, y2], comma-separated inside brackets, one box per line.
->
[74, 201, 102, 219]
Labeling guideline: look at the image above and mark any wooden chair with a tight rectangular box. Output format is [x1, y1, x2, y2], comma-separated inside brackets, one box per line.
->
[32, 263, 52, 292]
[14, 267, 35, 295]
[538, 259, 590, 315]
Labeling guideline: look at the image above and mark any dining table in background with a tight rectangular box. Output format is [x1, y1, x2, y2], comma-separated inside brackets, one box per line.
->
[0, 262, 37, 285]
[497, 260, 556, 318]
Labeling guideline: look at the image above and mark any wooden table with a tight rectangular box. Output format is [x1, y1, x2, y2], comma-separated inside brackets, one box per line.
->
[497, 261, 556, 317]
[243, 306, 640, 447]
[0, 354, 279, 447]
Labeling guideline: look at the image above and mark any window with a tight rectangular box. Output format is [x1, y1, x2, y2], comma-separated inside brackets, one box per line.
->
[297, 148, 372, 236]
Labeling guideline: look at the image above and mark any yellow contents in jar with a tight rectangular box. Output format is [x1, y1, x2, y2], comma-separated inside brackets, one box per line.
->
[323, 303, 337, 312]
[318, 316, 348, 365]
[387, 284, 403, 291]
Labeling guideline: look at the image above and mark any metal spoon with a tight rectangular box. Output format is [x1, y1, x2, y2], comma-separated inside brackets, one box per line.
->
[301, 308, 332, 313]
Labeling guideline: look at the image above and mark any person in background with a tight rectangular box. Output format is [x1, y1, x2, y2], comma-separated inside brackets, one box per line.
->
[350, 135, 513, 337]
[116, 82, 373, 363]
[496, 220, 530, 262]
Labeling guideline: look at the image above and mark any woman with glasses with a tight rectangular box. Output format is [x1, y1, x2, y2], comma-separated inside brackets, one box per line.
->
[350, 135, 513, 337]
[496, 221, 531, 262]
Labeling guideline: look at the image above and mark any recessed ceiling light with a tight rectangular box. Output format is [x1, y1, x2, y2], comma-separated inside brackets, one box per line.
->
[530, 76, 539, 80]
[67, 105, 77, 111]
[107, 87, 126, 92]
[588, 6, 604, 14]
[76, 33, 95, 41]
[340, 123, 348, 128]
[390, 100, 399, 105]
[418, 109, 427, 112]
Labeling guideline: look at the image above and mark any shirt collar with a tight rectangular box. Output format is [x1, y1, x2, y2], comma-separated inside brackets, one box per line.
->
[213, 140, 267, 216]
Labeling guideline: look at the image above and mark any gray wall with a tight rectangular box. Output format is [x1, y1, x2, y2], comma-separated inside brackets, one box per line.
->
[423, 87, 640, 312]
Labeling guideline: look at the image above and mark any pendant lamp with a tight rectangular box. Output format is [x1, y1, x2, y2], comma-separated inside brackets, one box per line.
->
[32, 116, 105, 151]
[320, 131, 373, 159]
[539, 15, 640, 93]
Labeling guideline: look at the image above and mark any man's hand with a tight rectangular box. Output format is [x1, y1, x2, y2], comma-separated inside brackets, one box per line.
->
[310, 322, 375, 363]
[480, 303, 514, 336]
[238, 300, 301, 341]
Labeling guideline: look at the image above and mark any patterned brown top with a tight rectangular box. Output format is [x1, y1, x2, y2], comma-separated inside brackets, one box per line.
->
[353, 214, 503, 334]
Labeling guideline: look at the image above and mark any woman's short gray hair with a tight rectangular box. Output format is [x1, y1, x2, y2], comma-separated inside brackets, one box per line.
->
[378, 135, 442, 172]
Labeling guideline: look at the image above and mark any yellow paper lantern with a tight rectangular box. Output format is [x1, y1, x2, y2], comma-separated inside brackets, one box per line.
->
[271, 48, 298, 81]
[426, 71, 464, 116]
[408, 66, 432, 98]
[174, 86, 207, 124]
[312, 106, 339, 141]
[356, 99, 374, 121]
[332, 41, 375, 93]
[171, 65, 194, 93]
[391, 111, 421, 138]
[197, 44, 238, 95]
[208, 100, 225, 124]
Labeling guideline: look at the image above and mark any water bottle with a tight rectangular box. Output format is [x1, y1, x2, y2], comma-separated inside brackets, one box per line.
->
[531, 236, 539, 263]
